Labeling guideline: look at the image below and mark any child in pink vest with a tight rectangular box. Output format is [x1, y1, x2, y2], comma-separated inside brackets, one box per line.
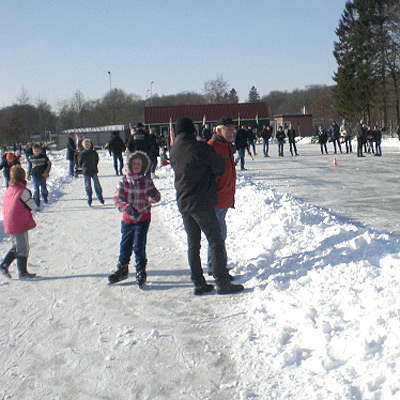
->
[1, 165, 37, 279]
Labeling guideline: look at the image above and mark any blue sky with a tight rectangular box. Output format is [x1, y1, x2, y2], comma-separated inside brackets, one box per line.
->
[1, 0, 347, 108]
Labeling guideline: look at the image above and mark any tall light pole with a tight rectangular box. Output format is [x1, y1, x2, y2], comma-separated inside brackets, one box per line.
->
[150, 81, 154, 106]
[108, 71, 112, 92]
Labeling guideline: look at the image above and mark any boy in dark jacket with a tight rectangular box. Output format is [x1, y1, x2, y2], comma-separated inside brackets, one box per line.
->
[28, 144, 51, 207]
[78, 138, 104, 206]
[170, 117, 244, 295]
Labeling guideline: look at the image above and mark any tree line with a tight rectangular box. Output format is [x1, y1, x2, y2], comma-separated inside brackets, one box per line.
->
[333, 0, 400, 130]
[1, 0, 400, 145]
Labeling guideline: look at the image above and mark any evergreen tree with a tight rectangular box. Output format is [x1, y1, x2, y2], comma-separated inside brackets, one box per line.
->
[248, 86, 260, 102]
[224, 88, 239, 103]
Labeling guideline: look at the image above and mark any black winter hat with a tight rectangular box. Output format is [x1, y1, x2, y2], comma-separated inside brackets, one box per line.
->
[175, 117, 196, 135]
[135, 122, 144, 129]
[216, 117, 235, 127]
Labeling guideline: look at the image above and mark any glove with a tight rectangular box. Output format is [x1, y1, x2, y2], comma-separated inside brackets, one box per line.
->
[42, 173, 49, 178]
[124, 205, 139, 219]
[147, 187, 158, 198]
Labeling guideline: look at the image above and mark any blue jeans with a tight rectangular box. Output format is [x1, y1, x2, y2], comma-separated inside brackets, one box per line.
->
[113, 153, 124, 175]
[83, 174, 104, 203]
[235, 148, 245, 169]
[32, 176, 48, 206]
[278, 140, 284, 156]
[207, 208, 228, 273]
[119, 220, 150, 268]
[263, 139, 269, 156]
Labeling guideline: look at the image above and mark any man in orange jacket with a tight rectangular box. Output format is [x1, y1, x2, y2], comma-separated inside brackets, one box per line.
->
[207, 118, 237, 279]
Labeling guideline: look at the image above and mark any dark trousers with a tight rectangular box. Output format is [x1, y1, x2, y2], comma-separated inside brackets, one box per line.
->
[320, 143, 328, 154]
[113, 152, 124, 175]
[278, 141, 284, 156]
[263, 139, 269, 156]
[119, 220, 150, 268]
[289, 141, 298, 155]
[345, 138, 352, 153]
[32, 176, 48, 206]
[83, 174, 104, 202]
[182, 209, 229, 286]
[333, 138, 342, 153]
[68, 159, 75, 176]
[357, 138, 364, 156]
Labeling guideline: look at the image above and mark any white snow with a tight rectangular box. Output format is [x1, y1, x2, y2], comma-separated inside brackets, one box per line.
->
[1, 140, 400, 399]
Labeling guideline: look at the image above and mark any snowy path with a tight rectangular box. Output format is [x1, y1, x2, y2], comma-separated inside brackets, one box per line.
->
[2, 148, 400, 399]
[0, 158, 244, 400]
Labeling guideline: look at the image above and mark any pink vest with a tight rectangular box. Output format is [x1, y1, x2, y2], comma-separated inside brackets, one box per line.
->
[2, 183, 36, 235]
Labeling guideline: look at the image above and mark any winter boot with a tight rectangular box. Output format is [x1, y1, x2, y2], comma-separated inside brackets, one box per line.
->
[136, 266, 147, 288]
[0, 250, 15, 279]
[17, 257, 36, 279]
[108, 262, 129, 284]
[216, 282, 244, 295]
[194, 282, 214, 296]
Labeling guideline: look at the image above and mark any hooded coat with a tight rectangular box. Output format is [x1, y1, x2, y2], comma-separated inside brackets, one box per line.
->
[113, 151, 161, 224]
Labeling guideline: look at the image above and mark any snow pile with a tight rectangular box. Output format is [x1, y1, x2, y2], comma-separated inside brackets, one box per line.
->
[1, 148, 400, 399]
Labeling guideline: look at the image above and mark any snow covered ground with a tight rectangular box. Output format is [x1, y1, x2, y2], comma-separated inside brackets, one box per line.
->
[1, 140, 400, 399]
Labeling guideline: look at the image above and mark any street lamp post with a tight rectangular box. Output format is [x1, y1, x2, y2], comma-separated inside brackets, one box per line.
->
[150, 81, 154, 106]
[108, 71, 112, 92]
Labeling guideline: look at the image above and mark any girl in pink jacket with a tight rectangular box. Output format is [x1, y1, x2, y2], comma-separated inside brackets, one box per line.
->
[0, 165, 37, 279]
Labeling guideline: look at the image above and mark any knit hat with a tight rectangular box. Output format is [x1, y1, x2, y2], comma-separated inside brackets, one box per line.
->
[135, 122, 144, 129]
[175, 117, 196, 135]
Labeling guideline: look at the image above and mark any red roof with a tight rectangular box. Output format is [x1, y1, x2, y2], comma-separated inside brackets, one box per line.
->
[144, 102, 269, 124]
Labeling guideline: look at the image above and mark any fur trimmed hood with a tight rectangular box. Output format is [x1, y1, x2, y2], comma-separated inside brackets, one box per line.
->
[125, 151, 151, 175]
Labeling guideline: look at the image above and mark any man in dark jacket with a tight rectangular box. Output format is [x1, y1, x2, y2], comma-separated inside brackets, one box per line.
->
[66, 133, 77, 176]
[234, 125, 250, 170]
[127, 123, 154, 161]
[260, 125, 272, 157]
[108, 131, 126, 175]
[170, 117, 244, 295]
[78, 138, 104, 206]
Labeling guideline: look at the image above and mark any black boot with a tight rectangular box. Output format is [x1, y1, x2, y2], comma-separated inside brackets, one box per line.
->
[193, 276, 214, 295]
[17, 257, 36, 279]
[108, 262, 129, 284]
[136, 266, 147, 288]
[0, 250, 15, 279]
[216, 282, 244, 294]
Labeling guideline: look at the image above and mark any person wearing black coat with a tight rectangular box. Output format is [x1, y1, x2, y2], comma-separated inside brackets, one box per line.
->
[78, 138, 104, 206]
[260, 125, 272, 157]
[317, 125, 329, 154]
[287, 124, 299, 156]
[108, 131, 126, 175]
[276, 126, 286, 157]
[127, 123, 154, 164]
[170, 117, 244, 295]
[66, 133, 77, 176]
[234, 126, 250, 170]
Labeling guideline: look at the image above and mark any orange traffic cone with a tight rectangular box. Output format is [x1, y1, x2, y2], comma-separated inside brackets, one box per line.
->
[332, 158, 338, 167]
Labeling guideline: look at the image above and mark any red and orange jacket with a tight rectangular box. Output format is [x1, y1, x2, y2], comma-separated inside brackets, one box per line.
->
[208, 134, 236, 209]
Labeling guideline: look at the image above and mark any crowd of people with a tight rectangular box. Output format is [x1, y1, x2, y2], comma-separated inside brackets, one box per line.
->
[1, 117, 399, 294]
[317, 119, 384, 157]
